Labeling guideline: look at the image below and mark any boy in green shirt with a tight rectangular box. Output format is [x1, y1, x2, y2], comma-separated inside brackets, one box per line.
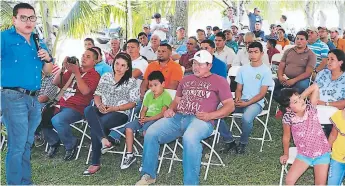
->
[108, 71, 172, 169]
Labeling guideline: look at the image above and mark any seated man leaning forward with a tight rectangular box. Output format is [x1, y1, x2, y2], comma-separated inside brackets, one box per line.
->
[219, 42, 273, 154]
[135, 50, 235, 185]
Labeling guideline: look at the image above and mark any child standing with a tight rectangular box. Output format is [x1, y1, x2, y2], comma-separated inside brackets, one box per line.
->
[327, 108, 345, 185]
[279, 84, 331, 185]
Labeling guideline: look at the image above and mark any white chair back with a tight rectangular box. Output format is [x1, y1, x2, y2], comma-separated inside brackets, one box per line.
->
[227, 66, 241, 84]
[317, 105, 339, 124]
[275, 44, 283, 52]
[283, 45, 295, 51]
[271, 53, 282, 64]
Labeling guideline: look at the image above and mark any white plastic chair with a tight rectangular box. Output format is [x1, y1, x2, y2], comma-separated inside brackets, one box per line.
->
[317, 105, 339, 124]
[279, 147, 298, 186]
[227, 66, 241, 84]
[157, 117, 225, 181]
[229, 80, 275, 152]
[275, 44, 283, 52]
[283, 44, 295, 51]
[271, 53, 282, 78]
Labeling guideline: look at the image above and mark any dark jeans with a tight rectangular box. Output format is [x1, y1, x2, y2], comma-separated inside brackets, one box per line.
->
[84, 106, 128, 165]
[273, 78, 310, 103]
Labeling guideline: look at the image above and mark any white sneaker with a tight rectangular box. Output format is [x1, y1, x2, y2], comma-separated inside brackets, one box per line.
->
[120, 153, 136, 170]
[135, 174, 156, 185]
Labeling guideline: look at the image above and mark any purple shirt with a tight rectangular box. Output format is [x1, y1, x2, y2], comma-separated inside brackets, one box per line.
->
[176, 74, 232, 115]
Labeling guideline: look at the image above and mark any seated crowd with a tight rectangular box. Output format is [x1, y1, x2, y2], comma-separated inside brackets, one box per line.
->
[35, 19, 345, 185]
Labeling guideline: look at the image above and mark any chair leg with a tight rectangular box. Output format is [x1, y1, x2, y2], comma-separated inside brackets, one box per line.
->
[157, 144, 168, 174]
[76, 121, 88, 160]
[203, 133, 218, 181]
[168, 139, 179, 173]
[86, 144, 92, 165]
[120, 143, 127, 168]
[279, 165, 285, 186]
[45, 142, 49, 152]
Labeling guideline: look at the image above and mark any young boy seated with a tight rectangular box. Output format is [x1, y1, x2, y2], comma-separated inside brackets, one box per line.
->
[266, 39, 280, 64]
[106, 71, 172, 169]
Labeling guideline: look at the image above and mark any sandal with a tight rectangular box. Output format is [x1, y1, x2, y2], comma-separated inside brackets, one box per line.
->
[83, 165, 101, 176]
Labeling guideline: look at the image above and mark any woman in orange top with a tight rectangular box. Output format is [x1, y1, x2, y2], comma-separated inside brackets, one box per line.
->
[277, 28, 290, 49]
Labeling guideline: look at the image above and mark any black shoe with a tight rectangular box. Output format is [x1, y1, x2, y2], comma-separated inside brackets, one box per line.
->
[219, 141, 237, 153]
[47, 145, 59, 158]
[237, 143, 247, 154]
[63, 140, 79, 161]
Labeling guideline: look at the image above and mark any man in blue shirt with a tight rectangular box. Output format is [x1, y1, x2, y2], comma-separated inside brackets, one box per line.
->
[200, 40, 227, 78]
[1, 3, 53, 185]
[91, 46, 112, 76]
[318, 26, 336, 50]
[247, 7, 262, 32]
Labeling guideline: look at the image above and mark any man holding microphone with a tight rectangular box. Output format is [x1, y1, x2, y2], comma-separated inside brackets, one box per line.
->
[1, 3, 53, 185]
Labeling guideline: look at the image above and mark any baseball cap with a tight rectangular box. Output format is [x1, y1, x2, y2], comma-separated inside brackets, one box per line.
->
[223, 29, 232, 34]
[329, 27, 339, 33]
[153, 13, 161, 19]
[206, 26, 212, 29]
[254, 7, 261, 12]
[317, 26, 327, 30]
[176, 26, 185, 31]
[231, 25, 239, 29]
[306, 26, 318, 33]
[212, 26, 220, 31]
[190, 50, 213, 64]
[270, 24, 276, 29]
[143, 24, 150, 29]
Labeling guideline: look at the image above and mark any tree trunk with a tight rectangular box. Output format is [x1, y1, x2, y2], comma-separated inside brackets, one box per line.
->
[304, 1, 316, 27]
[170, 0, 188, 38]
[127, 0, 133, 38]
[335, 0, 345, 34]
[40, 1, 53, 52]
[318, 10, 327, 27]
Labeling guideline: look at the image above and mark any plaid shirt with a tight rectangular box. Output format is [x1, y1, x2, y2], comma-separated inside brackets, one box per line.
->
[38, 75, 59, 101]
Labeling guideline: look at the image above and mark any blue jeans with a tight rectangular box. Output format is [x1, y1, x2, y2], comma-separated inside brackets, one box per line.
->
[109, 119, 156, 140]
[328, 159, 345, 185]
[219, 102, 262, 144]
[273, 78, 310, 102]
[141, 113, 213, 185]
[42, 107, 82, 150]
[84, 106, 128, 165]
[1, 89, 41, 185]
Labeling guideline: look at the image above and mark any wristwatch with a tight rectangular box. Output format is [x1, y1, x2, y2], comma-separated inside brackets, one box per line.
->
[325, 102, 330, 106]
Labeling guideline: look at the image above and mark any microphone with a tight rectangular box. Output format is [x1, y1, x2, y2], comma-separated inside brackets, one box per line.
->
[33, 34, 48, 63]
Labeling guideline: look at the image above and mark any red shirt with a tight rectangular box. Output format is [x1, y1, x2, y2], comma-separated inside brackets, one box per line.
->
[58, 68, 100, 115]
[267, 48, 280, 63]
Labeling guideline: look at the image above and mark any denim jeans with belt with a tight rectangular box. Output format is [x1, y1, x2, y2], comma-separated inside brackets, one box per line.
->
[273, 78, 310, 102]
[219, 100, 263, 144]
[1, 89, 41, 185]
[141, 113, 213, 185]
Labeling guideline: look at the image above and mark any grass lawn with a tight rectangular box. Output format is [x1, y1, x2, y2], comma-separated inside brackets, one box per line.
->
[1, 114, 316, 185]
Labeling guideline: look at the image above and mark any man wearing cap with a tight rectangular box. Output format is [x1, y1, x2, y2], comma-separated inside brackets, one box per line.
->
[136, 50, 235, 185]
[222, 7, 238, 30]
[150, 13, 169, 43]
[179, 37, 198, 75]
[306, 26, 330, 73]
[252, 22, 265, 41]
[264, 24, 278, 42]
[330, 27, 345, 52]
[196, 29, 207, 44]
[224, 29, 239, 53]
[142, 24, 152, 41]
[318, 26, 336, 50]
[246, 7, 262, 32]
[206, 26, 213, 39]
[169, 26, 187, 54]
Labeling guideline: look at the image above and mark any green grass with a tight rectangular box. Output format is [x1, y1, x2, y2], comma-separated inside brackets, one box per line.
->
[1, 114, 316, 185]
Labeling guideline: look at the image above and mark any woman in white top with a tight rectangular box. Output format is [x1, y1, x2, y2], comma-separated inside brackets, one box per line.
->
[83, 52, 139, 175]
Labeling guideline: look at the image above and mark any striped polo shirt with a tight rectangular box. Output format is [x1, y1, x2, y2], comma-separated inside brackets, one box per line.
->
[307, 39, 329, 67]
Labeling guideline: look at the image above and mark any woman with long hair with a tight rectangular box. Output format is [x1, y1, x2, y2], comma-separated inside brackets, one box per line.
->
[83, 52, 139, 175]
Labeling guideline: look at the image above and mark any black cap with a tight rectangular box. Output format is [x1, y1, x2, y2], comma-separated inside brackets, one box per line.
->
[153, 13, 161, 19]
[212, 26, 220, 31]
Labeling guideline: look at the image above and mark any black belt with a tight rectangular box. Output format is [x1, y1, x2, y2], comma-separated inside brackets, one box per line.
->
[2, 87, 39, 96]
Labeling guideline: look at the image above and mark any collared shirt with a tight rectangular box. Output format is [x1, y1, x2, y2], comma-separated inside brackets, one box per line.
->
[150, 22, 169, 41]
[168, 37, 187, 49]
[277, 38, 290, 49]
[267, 48, 280, 63]
[1, 26, 50, 91]
[95, 61, 113, 77]
[307, 39, 330, 67]
[325, 40, 336, 50]
[225, 40, 239, 54]
[179, 50, 197, 72]
[264, 34, 278, 42]
[211, 56, 227, 79]
[38, 75, 59, 101]
[94, 73, 139, 116]
[233, 48, 270, 66]
[222, 16, 238, 30]
[253, 30, 265, 40]
[104, 49, 121, 65]
[315, 69, 345, 102]
[248, 13, 262, 31]
[333, 38, 345, 52]
[214, 46, 236, 65]
[140, 46, 158, 61]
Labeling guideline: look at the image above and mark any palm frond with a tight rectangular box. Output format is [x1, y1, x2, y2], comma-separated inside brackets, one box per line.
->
[0, 1, 14, 31]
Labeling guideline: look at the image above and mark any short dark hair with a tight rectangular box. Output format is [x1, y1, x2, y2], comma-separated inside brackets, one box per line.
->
[196, 29, 205, 34]
[267, 39, 277, 48]
[126, 39, 140, 47]
[200, 40, 215, 49]
[91, 46, 102, 57]
[87, 48, 99, 60]
[215, 32, 226, 40]
[296, 30, 308, 40]
[278, 28, 286, 34]
[279, 88, 299, 113]
[159, 43, 172, 51]
[148, 71, 165, 83]
[138, 32, 147, 38]
[84, 38, 95, 46]
[13, 3, 35, 17]
[212, 26, 220, 31]
[329, 49, 345, 71]
[281, 15, 287, 21]
[248, 42, 263, 52]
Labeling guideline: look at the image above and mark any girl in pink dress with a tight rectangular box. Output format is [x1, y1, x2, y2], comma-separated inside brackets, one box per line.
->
[279, 84, 331, 185]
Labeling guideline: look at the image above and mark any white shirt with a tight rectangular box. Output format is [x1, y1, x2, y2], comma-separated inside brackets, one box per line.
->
[232, 48, 270, 66]
[214, 46, 236, 65]
[132, 56, 148, 86]
[140, 46, 157, 61]
[140, 44, 150, 55]
[222, 16, 238, 30]
[150, 22, 169, 41]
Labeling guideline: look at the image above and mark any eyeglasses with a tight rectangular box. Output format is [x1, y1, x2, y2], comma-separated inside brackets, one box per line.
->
[192, 61, 208, 67]
[17, 15, 37, 22]
[187, 42, 194, 45]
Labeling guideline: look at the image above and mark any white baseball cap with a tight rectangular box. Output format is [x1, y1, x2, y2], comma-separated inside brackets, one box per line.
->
[190, 50, 213, 64]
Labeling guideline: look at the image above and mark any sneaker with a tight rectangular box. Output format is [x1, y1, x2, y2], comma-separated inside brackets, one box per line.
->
[236, 143, 247, 154]
[135, 174, 156, 185]
[101, 139, 120, 154]
[34, 134, 45, 147]
[275, 110, 283, 119]
[121, 153, 136, 169]
[219, 141, 237, 153]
